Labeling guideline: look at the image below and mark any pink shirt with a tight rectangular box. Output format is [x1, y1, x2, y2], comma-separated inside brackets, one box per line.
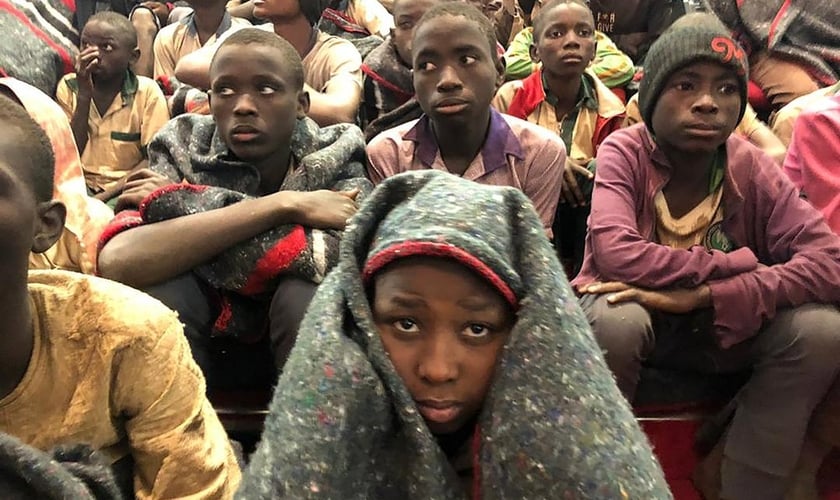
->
[783, 93, 840, 235]
[366, 109, 565, 231]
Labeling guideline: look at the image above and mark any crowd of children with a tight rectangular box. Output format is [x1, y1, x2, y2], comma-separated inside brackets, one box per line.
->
[0, 0, 838, 498]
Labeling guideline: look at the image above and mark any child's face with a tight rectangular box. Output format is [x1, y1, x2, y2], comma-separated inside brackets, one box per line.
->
[531, 3, 596, 78]
[80, 21, 137, 79]
[0, 129, 64, 276]
[390, 0, 440, 65]
[372, 257, 514, 435]
[253, 0, 300, 21]
[412, 14, 503, 128]
[466, 0, 503, 21]
[209, 44, 308, 164]
[650, 60, 741, 154]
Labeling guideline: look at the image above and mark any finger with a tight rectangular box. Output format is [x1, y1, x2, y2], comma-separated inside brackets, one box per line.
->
[566, 169, 586, 206]
[341, 188, 361, 200]
[606, 288, 640, 305]
[570, 163, 594, 179]
[583, 281, 631, 294]
[563, 169, 580, 206]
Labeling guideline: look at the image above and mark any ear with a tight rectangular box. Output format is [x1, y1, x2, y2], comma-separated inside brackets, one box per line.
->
[495, 55, 506, 90]
[529, 42, 540, 64]
[591, 38, 598, 63]
[297, 90, 311, 118]
[130, 46, 141, 65]
[31, 201, 66, 254]
[389, 27, 396, 41]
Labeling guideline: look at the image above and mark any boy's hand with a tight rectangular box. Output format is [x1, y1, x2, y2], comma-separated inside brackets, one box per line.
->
[114, 169, 174, 212]
[283, 189, 360, 230]
[580, 281, 712, 314]
[76, 46, 100, 97]
[561, 159, 594, 207]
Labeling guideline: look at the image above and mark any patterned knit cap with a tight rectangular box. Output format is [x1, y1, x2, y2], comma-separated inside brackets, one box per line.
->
[639, 12, 749, 128]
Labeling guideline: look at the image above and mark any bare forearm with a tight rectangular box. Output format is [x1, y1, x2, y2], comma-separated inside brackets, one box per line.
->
[70, 95, 92, 154]
[305, 84, 360, 125]
[98, 193, 298, 287]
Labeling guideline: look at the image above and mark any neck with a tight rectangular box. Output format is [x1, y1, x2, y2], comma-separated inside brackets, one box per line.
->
[92, 72, 124, 93]
[432, 111, 491, 176]
[254, 144, 294, 195]
[272, 17, 315, 58]
[661, 143, 716, 190]
[544, 71, 582, 111]
[191, 5, 226, 40]
[0, 279, 34, 400]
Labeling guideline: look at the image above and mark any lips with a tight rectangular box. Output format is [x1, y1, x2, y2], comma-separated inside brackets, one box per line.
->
[230, 124, 261, 142]
[416, 399, 462, 425]
[558, 53, 584, 64]
[433, 98, 469, 115]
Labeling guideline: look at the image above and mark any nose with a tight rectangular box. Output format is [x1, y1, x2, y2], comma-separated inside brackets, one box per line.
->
[436, 65, 463, 92]
[692, 90, 719, 114]
[233, 92, 258, 115]
[417, 332, 458, 385]
[562, 32, 581, 48]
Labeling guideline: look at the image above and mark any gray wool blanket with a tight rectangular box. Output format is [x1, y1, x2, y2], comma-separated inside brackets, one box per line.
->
[703, 0, 840, 85]
[100, 114, 372, 339]
[237, 171, 671, 499]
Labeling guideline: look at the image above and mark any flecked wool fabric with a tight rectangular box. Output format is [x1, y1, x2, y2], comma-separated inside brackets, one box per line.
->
[639, 13, 749, 128]
[237, 170, 671, 499]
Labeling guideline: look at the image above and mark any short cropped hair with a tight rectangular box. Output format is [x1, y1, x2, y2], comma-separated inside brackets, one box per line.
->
[0, 94, 55, 203]
[211, 29, 305, 90]
[414, 2, 499, 60]
[532, 0, 593, 41]
[85, 11, 138, 48]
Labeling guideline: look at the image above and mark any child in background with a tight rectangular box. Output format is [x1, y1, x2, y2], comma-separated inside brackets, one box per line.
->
[367, 2, 565, 234]
[0, 93, 240, 499]
[236, 170, 671, 499]
[493, 0, 625, 275]
[56, 12, 169, 204]
[153, 0, 251, 78]
[574, 14, 840, 498]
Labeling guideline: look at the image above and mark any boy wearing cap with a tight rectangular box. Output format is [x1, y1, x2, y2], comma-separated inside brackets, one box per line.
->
[574, 13, 840, 499]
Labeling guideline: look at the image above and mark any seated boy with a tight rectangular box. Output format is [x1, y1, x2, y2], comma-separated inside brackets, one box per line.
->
[504, 25, 635, 91]
[97, 29, 372, 389]
[493, 0, 625, 275]
[55, 12, 170, 204]
[0, 77, 113, 274]
[236, 170, 671, 499]
[174, 0, 363, 126]
[625, 92, 787, 164]
[366, 2, 565, 233]
[783, 93, 840, 235]
[0, 93, 239, 498]
[361, 0, 454, 131]
[573, 15, 840, 499]
[153, 0, 251, 78]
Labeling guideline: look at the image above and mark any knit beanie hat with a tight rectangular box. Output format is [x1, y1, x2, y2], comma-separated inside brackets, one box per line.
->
[638, 13, 749, 128]
[362, 175, 523, 308]
[301, 0, 332, 26]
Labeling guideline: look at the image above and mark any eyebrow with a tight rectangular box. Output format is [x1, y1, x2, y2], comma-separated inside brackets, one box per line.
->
[456, 298, 499, 312]
[384, 295, 429, 309]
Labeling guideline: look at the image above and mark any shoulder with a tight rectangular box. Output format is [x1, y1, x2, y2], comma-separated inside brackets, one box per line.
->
[28, 271, 181, 352]
[135, 75, 165, 96]
[230, 17, 252, 27]
[502, 113, 561, 146]
[496, 79, 525, 98]
[155, 21, 181, 40]
[367, 119, 418, 149]
[315, 31, 362, 62]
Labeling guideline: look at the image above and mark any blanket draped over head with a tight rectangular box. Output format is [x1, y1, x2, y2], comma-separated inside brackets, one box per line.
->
[99, 115, 372, 339]
[237, 171, 671, 499]
[703, 0, 840, 85]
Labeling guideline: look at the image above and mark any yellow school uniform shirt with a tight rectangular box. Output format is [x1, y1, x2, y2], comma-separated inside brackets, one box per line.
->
[0, 271, 241, 499]
[55, 71, 170, 193]
[153, 12, 251, 78]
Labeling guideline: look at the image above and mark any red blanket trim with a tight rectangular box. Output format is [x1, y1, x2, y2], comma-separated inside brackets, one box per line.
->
[138, 183, 208, 218]
[321, 8, 370, 36]
[238, 225, 308, 295]
[505, 69, 545, 121]
[361, 63, 414, 103]
[96, 210, 144, 270]
[0, 1, 74, 74]
[767, 0, 792, 47]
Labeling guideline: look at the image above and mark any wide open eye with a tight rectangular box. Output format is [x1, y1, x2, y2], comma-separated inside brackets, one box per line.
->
[394, 318, 420, 333]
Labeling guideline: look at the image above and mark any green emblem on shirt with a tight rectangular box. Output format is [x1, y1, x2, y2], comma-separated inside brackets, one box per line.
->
[704, 221, 734, 252]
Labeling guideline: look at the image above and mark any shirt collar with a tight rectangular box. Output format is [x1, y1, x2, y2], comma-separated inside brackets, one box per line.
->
[541, 71, 598, 111]
[182, 11, 233, 40]
[403, 108, 525, 173]
[66, 69, 138, 105]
